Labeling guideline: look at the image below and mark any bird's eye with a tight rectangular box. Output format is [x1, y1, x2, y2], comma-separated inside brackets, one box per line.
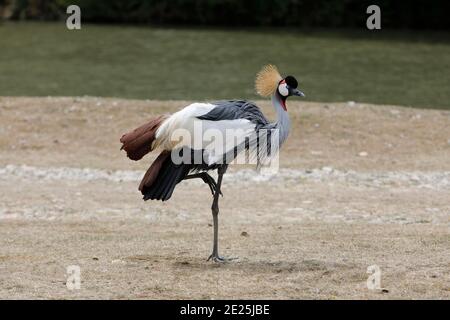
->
[278, 83, 289, 97]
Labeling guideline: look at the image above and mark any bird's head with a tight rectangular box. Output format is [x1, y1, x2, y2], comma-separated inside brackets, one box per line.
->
[255, 65, 305, 110]
[277, 75, 305, 99]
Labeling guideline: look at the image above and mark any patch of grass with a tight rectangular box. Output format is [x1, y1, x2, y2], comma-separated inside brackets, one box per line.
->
[1, 22, 450, 109]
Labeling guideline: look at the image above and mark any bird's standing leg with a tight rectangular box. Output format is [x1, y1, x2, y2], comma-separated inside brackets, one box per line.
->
[207, 166, 236, 263]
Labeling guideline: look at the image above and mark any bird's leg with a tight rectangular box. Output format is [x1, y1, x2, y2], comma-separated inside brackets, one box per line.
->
[207, 166, 236, 263]
[184, 172, 222, 196]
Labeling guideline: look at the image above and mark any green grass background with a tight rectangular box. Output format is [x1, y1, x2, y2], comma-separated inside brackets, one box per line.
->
[1, 22, 450, 109]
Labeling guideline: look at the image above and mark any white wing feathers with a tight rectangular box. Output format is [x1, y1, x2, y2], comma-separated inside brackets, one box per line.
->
[153, 102, 258, 165]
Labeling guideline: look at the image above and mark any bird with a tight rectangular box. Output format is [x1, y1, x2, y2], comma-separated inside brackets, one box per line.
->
[120, 65, 305, 262]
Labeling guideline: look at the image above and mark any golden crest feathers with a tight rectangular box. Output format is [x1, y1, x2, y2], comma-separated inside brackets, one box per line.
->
[255, 64, 283, 97]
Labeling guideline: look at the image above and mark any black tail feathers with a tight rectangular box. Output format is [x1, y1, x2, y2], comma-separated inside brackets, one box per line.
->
[141, 157, 191, 201]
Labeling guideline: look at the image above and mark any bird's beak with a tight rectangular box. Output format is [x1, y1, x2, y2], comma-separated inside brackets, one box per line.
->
[292, 88, 305, 97]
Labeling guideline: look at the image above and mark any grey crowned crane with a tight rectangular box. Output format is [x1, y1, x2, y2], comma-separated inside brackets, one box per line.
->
[120, 65, 305, 262]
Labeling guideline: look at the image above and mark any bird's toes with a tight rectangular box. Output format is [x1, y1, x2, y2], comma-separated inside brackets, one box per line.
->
[213, 257, 226, 263]
[207, 255, 238, 263]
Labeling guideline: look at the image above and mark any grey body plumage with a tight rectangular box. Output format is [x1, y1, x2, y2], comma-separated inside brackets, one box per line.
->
[197, 98, 291, 166]
[198, 99, 290, 144]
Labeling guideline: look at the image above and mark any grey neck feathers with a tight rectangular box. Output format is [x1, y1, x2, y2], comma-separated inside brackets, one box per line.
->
[271, 93, 291, 145]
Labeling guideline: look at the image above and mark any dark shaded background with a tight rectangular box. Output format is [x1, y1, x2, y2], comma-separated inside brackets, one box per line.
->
[1, 1, 450, 108]
[1, 0, 450, 30]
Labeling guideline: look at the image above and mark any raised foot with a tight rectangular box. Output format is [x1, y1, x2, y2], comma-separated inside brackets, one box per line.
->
[207, 254, 239, 263]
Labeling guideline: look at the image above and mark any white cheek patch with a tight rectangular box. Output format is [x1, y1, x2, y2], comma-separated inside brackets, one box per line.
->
[278, 83, 289, 97]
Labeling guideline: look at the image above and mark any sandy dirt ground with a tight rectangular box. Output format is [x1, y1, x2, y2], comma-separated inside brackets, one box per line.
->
[0, 96, 449, 299]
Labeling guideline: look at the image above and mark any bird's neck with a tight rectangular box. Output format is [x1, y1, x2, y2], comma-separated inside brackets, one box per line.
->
[271, 93, 291, 145]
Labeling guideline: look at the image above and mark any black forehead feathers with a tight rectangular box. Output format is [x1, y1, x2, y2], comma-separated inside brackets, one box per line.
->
[284, 76, 298, 88]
